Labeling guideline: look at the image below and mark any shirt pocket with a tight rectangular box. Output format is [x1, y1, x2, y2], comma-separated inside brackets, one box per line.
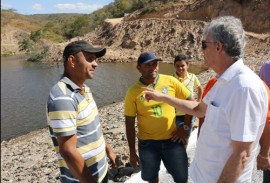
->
[204, 102, 223, 130]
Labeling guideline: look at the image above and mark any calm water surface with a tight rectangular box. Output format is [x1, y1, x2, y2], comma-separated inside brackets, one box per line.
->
[1, 56, 205, 141]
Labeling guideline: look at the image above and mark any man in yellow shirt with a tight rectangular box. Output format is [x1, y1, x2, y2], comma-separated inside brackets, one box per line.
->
[124, 52, 194, 183]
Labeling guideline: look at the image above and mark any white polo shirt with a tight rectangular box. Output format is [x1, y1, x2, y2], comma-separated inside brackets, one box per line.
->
[190, 59, 268, 183]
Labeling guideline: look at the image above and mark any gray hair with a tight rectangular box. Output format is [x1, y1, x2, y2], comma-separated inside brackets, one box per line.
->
[203, 16, 246, 61]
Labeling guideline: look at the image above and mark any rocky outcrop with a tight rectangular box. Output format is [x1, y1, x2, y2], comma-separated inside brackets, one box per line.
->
[44, 18, 206, 64]
[45, 16, 269, 75]
[90, 19, 206, 63]
[44, 2, 270, 69]
[125, 0, 270, 34]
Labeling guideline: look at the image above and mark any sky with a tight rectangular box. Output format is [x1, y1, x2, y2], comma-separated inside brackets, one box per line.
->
[1, 0, 115, 15]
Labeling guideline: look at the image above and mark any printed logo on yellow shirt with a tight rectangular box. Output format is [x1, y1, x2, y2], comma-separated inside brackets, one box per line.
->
[162, 86, 168, 94]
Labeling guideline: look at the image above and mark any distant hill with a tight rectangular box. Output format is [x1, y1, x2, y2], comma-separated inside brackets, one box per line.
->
[1, 10, 85, 32]
[1, 9, 42, 56]
[1, 9, 43, 32]
[1, 10, 84, 56]
[29, 13, 83, 23]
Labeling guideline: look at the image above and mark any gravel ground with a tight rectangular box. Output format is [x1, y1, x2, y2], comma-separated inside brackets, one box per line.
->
[1, 101, 264, 183]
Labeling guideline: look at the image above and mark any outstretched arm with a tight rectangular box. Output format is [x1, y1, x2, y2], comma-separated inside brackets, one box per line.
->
[143, 87, 207, 118]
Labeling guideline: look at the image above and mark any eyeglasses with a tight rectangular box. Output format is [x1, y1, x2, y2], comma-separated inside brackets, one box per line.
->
[201, 40, 217, 50]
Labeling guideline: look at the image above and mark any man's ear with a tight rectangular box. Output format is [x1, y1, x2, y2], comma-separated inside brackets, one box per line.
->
[216, 41, 223, 52]
[67, 55, 76, 68]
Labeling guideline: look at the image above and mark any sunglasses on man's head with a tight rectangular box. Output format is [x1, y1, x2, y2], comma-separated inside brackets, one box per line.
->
[201, 40, 217, 50]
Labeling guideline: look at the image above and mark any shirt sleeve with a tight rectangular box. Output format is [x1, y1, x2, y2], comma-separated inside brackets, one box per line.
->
[227, 87, 265, 142]
[173, 77, 192, 100]
[193, 74, 201, 88]
[259, 65, 265, 80]
[47, 96, 77, 136]
[262, 82, 270, 123]
[124, 90, 136, 118]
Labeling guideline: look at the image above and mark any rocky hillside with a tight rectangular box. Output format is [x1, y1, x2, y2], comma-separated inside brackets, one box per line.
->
[0, 10, 82, 56]
[2, 0, 270, 70]
[42, 0, 269, 68]
[81, 18, 206, 64]
[1, 10, 42, 56]
[86, 18, 269, 73]
[1, 25, 29, 56]
[125, 0, 270, 33]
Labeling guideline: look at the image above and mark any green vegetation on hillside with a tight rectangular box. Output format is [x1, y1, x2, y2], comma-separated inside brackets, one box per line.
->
[2, 0, 185, 43]
[1, 9, 42, 31]
[19, 29, 49, 62]
[1, 0, 191, 59]
[88, 0, 175, 30]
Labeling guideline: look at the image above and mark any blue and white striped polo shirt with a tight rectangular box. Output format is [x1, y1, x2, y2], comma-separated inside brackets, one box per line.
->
[47, 77, 108, 183]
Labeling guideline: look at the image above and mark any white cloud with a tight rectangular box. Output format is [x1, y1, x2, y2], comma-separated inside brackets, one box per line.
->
[32, 3, 44, 11]
[55, 3, 103, 13]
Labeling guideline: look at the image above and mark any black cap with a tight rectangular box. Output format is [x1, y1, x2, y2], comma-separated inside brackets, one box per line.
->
[63, 40, 106, 60]
[137, 52, 162, 64]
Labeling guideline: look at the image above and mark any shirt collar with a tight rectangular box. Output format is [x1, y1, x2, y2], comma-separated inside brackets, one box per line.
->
[174, 72, 190, 80]
[218, 58, 244, 83]
[139, 74, 160, 89]
[60, 76, 89, 93]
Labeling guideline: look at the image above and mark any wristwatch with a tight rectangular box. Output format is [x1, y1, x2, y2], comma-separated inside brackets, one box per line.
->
[183, 125, 190, 131]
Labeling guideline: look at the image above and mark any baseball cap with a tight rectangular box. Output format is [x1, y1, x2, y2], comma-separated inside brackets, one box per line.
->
[63, 40, 106, 60]
[137, 52, 162, 64]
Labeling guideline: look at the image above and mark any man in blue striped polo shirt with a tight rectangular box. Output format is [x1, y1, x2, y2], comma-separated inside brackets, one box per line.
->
[47, 40, 118, 183]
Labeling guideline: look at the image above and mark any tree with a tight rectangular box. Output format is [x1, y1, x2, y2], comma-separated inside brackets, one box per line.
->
[19, 30, 49, 62]
[62, 15, 90, 39]
[19, 38, 33, 53]
[30, 29, 43, 42]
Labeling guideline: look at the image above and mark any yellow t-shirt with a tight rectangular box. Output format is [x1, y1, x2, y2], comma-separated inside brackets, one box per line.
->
[173, 72, 201, 116]
[124, 74, 191, 140]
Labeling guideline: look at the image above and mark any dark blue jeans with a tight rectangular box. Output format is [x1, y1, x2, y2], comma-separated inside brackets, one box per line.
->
[138, 139, 188, 183]
[175, 115, 195, 135]
[263, 170, 270, 183]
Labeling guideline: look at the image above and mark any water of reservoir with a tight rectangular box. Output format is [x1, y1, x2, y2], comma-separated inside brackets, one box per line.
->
[1, 56, 205, 141]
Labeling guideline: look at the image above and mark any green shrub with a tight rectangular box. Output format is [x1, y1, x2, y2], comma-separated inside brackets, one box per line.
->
[30, 29, 44, 42]
[27, 45, 49, 62]
[19, 38, 33, 53]
[19, 31, 50, 62]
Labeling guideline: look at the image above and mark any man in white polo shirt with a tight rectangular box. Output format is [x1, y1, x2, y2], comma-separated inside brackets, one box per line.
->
[143, 16, 268, 183]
